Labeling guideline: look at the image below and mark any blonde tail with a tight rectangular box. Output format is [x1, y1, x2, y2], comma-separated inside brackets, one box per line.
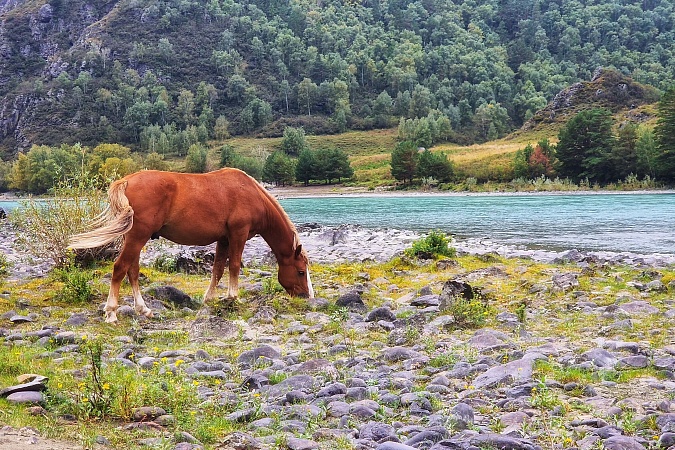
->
[68, 180, 134, 249]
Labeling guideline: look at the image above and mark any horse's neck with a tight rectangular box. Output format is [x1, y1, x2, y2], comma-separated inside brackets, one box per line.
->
[258, 203, 296, 260]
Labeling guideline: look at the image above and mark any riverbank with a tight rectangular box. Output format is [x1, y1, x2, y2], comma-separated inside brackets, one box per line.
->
[0, 220, 674, 450]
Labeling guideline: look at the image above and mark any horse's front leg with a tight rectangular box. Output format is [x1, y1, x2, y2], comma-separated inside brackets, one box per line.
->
[204, 240, 229, 302]
[225, 234, 247, 299]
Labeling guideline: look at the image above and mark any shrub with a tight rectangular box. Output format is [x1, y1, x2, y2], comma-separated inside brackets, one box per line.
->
[0, 252, 11, 277]
[54, 267, 96, 304]
[9, 177, 109, 268]
[405, 230, 456, 259]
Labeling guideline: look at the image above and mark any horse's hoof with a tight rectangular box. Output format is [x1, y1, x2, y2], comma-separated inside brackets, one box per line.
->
[105, 312, 118, 323]
[136, 306, 153, 318]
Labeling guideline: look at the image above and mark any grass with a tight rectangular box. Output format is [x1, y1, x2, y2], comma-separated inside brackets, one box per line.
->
[0, 253, 673, 448]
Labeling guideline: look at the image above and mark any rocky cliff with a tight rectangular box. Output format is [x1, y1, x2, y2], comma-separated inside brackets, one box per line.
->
[522, 68, 660, 132]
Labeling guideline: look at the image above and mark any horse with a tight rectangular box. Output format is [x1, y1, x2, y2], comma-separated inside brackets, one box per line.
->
[68, 168, 314, 323]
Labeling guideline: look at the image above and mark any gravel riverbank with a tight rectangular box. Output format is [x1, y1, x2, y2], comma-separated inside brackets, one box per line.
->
[1, 217, 675, 450]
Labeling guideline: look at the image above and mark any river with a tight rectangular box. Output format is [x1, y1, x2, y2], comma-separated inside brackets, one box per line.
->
[2, 192, 674, 257]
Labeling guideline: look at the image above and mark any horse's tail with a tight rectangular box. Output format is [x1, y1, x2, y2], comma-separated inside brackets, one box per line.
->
[68, 180, 134, 249]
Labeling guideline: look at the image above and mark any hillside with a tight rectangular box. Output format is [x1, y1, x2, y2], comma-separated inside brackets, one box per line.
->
[0, 0, 674, 159]
[521, 68, 660, 132]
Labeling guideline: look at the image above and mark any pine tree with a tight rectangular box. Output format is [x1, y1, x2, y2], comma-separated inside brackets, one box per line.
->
[390, 141, 419, 185]
[654, 88, 675, 183]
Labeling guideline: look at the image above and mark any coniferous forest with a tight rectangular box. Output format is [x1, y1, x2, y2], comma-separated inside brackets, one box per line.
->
[1, 0, 674, 160]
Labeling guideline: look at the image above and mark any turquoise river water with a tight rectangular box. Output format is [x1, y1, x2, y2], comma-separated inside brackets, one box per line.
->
[2, 192, 674, 256]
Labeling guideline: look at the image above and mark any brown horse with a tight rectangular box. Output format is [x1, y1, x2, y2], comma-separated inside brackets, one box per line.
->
[68, 168, 314, 323]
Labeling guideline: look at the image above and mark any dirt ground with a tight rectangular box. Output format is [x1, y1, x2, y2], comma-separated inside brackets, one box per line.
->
[0, 426, 84, 450]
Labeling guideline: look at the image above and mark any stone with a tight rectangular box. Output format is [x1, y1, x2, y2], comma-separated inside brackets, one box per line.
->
[336, 290, 367, 313]
[64, 313, 88, 327]
[602, 435, 646, 450]
[450, 403, 474, 430]
[286, 436, 319, 450]
[470, 432, 538, 450]
[6, 391, 43, 404]
[472, 353, 545, 389]
[237, 345, 281, 367]
[359, 421, 396, 441]
[365, 306, 397, 322]
[581, 348, 617, 368]
[145, 285, 201, 309]
[0, 378, 48, 397]
[131, 406, 167, 421]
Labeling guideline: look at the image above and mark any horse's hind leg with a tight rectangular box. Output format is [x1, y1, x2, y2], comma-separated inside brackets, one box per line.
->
[204, 240, 228, 302]
[105, 238, 146, 323]
[129, 256, 153, 318]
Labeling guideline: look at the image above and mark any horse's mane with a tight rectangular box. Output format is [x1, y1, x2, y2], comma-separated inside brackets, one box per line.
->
[242, 170, 309, 262]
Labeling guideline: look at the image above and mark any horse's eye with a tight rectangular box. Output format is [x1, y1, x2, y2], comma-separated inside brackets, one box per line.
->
[298, 271, 305, 276]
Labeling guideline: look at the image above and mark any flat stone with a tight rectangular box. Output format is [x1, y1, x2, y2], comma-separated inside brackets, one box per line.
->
[6, 391, 43, 404]
[0, 379, 48, 397]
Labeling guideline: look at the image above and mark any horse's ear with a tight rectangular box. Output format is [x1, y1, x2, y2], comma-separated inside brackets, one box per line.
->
[295, 244, 303, 258]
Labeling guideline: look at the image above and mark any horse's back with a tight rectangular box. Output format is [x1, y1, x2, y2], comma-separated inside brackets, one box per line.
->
[121, 168, 267, 245]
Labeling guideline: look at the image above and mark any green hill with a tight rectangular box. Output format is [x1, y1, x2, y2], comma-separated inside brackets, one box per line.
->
[0, 0, 674, 159]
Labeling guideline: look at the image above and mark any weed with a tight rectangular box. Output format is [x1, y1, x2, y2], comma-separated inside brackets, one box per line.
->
[429, 352, 459, 368]
[0, 253, 11, 277]
[152, 254, 178, 273]
[405, 230, 456, 259]
[54, 268, 96, 304]
[446, 296, 491, 329]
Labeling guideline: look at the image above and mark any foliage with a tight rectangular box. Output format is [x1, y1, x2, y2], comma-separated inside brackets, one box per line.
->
[54, 266, 96, 304]
[8, 177, 109, 267]
[280, 127, 308, 156]
[262, 151, 295, 186]
[314, 148, 354, 184]
[404, 230, 456, 259]
[513, 139, 556, 179]
[445, 294, 491, 330]
[416, 149, 454, 182]
[184, 143, 208, 173]
[5, 0, 675, 154]
[556, 108, 617, 183]
[295, 148, 316, 186]
[655, 87, 675, 183]
[390, 141, 419, 185]
[0, 252, 11, 278]
[219, 144, 236, 168]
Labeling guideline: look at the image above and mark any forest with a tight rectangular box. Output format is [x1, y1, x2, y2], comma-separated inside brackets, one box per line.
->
[1, 0, 674, 157]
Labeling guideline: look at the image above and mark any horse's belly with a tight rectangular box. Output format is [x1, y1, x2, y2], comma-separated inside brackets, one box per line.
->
[159, 227, 222, 246]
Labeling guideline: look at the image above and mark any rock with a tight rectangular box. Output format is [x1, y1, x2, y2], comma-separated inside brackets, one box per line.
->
[336, 290, 367, 313]
[144, 285, 201, 309]
[438, 279, 475, 311]
[470, 432, 538, 450]
[64, 313, 88, 327]
[472, 353, 544, 389]
[131, 406, 167, 421]
[0, 378, 48, 397]
[602, 435, 646, 450]
[9, 315, 32, 324]
[376, 443, 417, 450]
[365, 306, 397, 322]
[657, 413, 675, 432]
[658, 432, 675, 448]
[552, 272, 579, 291]
[6, 391, 43, 404]
[237, 345, 281, 367]
[581, 348, 618, 368]
[286, 437, 319, 450]
[450, 403, 474, 430]
[359, 421, 397, 441]
[618, 301, 659, 315]
[221, 431, 263, 449]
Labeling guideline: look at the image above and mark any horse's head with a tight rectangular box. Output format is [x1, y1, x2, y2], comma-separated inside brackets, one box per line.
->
[278, 244, 314, 298]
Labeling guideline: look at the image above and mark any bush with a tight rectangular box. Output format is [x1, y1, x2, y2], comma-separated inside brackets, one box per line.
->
[9, 177, 110, 268]
[405, 230, 456, 259]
